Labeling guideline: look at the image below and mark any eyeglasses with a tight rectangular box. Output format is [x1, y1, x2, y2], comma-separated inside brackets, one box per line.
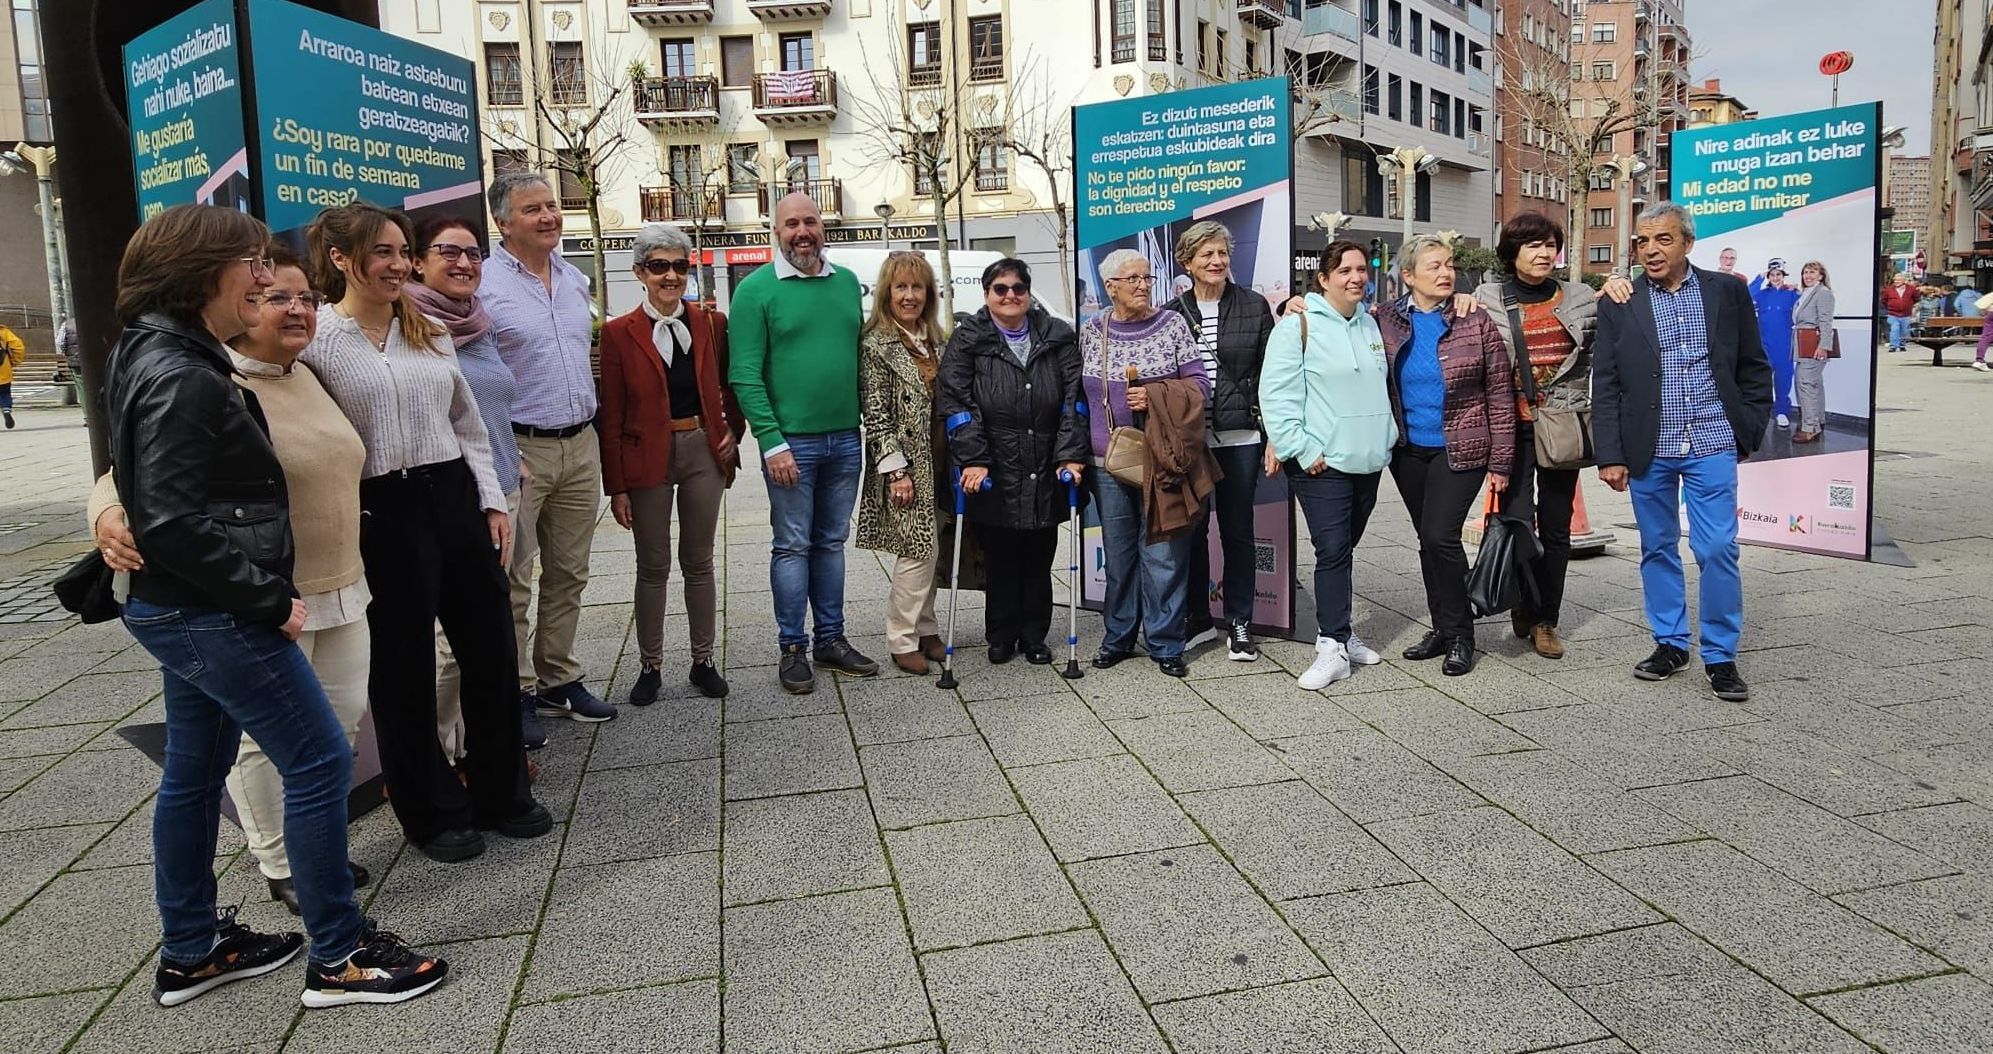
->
[260, 292, 326, 312]
[428, 244, 484, 264]
[1107, 275, 1156, 286]
[638, 258, 693, 276]
[990, 282, 1030, 297]
[238, 255, 275, 275]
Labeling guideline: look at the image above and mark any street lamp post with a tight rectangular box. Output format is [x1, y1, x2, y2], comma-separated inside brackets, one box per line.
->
[874, 202, 897, 248]
[2, 144, 70, 325]
[1375, 146, 1440, 298]
[1602, 153, 1650, 275]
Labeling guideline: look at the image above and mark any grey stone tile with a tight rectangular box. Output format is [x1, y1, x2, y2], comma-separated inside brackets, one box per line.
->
[1334, 687, 1539, 761]
[1068, 845, 1323, 1002]
[1177, 781, 1414, 899]
[1269, 728, 1483, 823]
[1105, 709, 1292, 794]
[526, 853, 717, 999]
[1809, 973, 1993, 1054]
[1498, 705, 1741, 790]
[1680, 725, 1962, 816]
[1188, 672, 1368, 739]
[0, 650, 123, 705]
[1835, 875, 1993, 977]
[1636, 776, 1956, 895]
[1590, 839, 1945, 994]
[859, 734, 1017, 830]
[0, 990, 106, 1054]
[0, 671, 160, 729]
[1369, 805, 1661, 948]
[0, 746, 161, 831]
[284, 935, 526, 1054]
[0, 721, 108, 758]
[1870, 741, 1993, 806]
[564, 759, 719, 867]
[1416, 656, 1591, 715]
[1857, 802, 1993, 880]
[1069, 661, 1214, 718]
[0, 822, 108, 915]
[721, 679, 845, 723]
[722, 713, 862, 801]
[71, 948, 298, 1054]
[505, 979, 718, 1054]
[1283, 882, 1604, 1054]
[968, 693, 1124, 768]
[0, 865, 158, 998]
[68, 796, 240, 873]
[1150, 978, 1398, 1054]
[1520, 921, 1732, 988]
[584, 698, 720, 770]
[723, 789, 889, 905]
[921, 930, 1169, 1054]
[1006, 754, 1203, 862]
[722, 887, 932, 1054]
[1441, 750, 1700, 854]
[367, 819, 560, 944]
[951, 649, 1079, 702]
[887, 814, 1086, 951]
[0, 753, 53, 795]
[842, 676, 976, 745]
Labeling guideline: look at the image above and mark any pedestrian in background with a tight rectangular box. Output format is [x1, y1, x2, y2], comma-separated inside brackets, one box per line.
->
[1790, 261, 1836, 444]
[1881, 273, 1916, 352]
[0, 321, 22, 428]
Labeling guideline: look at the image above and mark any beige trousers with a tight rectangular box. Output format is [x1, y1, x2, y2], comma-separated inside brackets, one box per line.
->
[226, 616, 370, 880]
[510, 430, 602, 691]
[885, 553, 941, 654]
[629, 436, 725, 666]
[439, 485, 525, 759]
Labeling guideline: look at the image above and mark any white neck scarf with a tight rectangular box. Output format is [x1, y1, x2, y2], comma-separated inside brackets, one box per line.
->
[641, 298, 692, 368]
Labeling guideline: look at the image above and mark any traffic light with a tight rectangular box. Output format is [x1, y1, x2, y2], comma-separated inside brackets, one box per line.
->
[1368, 238, 1383, 269]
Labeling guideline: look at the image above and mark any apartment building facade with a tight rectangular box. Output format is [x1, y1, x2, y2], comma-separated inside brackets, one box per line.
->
[1490, 0, 1571, 232]
[1932, 0, 1993, 281]
[1885, 154, 1931, 276]
[1566, 0, 1688, 275]
[0, 0, 53, 335]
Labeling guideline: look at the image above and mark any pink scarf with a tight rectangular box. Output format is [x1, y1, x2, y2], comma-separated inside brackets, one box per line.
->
[407, 282, 492, 346]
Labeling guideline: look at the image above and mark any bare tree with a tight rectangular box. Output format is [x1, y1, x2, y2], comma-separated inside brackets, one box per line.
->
[1496, 33, 1664, 250]
[649, 106, 749, 305]
[1002, 56, 1077, 311]
[485, 39, 639, 319]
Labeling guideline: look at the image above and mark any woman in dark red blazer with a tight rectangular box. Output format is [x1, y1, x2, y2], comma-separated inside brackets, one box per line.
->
[598, 223, 745, 703]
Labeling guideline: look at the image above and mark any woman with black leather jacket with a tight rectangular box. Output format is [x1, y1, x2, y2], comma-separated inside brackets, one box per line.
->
[1160, 221, 1276, 661]
[102, 204, 444, 1010]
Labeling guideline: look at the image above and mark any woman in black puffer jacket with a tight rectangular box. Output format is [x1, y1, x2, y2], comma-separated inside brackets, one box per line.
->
[1161, 221, 1276, 661]
[936, 259, 1090, 664]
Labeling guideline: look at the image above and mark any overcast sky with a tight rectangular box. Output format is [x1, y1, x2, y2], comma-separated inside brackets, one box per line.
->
[1685, 0, 1936, 154]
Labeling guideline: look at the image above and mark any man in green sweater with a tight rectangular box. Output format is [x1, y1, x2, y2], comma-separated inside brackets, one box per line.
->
[730, 192, 880, 693]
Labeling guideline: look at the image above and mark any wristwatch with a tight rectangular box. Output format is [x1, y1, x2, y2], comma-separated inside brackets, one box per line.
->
[889, 469, 910, 483]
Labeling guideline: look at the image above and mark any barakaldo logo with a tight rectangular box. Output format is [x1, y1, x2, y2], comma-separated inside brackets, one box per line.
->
[1737, 507, 1777, 525]
[1817, 519, 1859, 534]
[1787, 515, 1807, 534]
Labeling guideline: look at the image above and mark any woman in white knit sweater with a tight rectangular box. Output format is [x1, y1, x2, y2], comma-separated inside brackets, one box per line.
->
[301, 203, 546, 864]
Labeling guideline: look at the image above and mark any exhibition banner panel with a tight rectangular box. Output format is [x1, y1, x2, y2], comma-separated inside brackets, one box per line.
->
[1673, 102, 1882, 561]
[245, 0, 483, 240]
[1072, 78, 1298, 638]
[123, 0, 251, 220]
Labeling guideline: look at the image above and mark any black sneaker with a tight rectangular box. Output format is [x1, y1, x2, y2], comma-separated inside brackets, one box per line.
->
[481, 801, 552, 839]
[1705, 661, 1751, 702]
[153, 907, 304, 1007]
[1634, 643, 1691, 681]
[779, 644, 815, 694]
[301, 924, 448, 1008]
[1226, 622, 1259, 662]
[628, 667, 662, 706]
[518, 691, 548, 750]
[689, 662, 729, 699]
[538, 680, 616, 723]
[1402, 630, 1447, 661]
[813, 637, 880, 677]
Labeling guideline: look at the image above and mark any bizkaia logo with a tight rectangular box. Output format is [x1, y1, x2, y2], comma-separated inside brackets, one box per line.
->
[1787, 515, 1807, 534]
[1737, 507, 1777, 525]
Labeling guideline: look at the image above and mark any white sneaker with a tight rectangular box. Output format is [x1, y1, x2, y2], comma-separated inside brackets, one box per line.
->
[1973, 360, 1990, 372]
[1776, 413, 1790, 428]
[1298, 637, 1352, 690]
[1345, 633, 1383, 666]
[1185, 625, 1223, 650]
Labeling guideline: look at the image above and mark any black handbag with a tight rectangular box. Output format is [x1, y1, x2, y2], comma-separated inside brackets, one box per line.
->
[52, 550, 121, 624]
[1467, 494, 1542, 619]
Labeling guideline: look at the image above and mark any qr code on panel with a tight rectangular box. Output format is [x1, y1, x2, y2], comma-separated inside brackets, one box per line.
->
[1827, 484, 1856, 511]
[1253, 542, 1277, 574]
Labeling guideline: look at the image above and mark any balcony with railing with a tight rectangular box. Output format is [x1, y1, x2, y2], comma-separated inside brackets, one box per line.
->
[1237, 0, 1286, 29]
[752, 70, 838, 124]
[640, 185, 724, 224]
[1466, 2, 1493, 35]
[1305, 2, 1361, 42]
[1974, 149, 1993, 210]
[627, 0, 714, 26]
[759, 178, 841, 218]
[747, 0, 832, 20]
[1467, 66, 1492, 98]
[633, 76, 720, 125]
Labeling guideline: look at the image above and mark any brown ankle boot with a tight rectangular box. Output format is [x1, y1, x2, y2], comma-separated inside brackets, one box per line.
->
[893, 651, 930, 675]
[1529, 624, 1566, 660]
[919, 635, 946, 661]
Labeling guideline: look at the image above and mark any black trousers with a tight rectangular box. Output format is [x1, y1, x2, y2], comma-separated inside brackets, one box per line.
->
[1290, 465, 1382, 643]
[1499, 423, 1580, 627]
[978, 523, 1059, 647]
[1390, 444, 1487, 643]
[359, 459, 533, 844]
[1186, 441, 1265, 631]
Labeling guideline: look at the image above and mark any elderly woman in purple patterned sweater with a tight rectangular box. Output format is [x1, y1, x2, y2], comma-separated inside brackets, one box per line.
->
[1079, 248, 1209, 677]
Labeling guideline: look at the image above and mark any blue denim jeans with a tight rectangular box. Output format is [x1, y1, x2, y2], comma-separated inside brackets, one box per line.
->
[1627, 453, 1743, 663]
[123, 598, 362, 968]
[1886, 314, 1910, 350]
[764, 429, 863, 648]
[1093, 474, 1192, 659]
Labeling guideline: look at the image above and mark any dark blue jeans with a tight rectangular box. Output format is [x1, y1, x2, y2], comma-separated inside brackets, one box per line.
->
[1185, 441, 1265, 631]
[764, 429, 863, 648]
[1093, 473, 1192, 660]
[123, 598, 362, 968]
[1289, 466, 1382, 643]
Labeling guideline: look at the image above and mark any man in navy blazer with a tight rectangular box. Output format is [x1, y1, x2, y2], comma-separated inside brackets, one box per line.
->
[1593, 201, 1773, 703]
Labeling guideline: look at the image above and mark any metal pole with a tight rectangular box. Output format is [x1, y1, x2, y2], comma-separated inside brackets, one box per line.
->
[1617, 167, 1633, 275]
[35, 173, 67, 323]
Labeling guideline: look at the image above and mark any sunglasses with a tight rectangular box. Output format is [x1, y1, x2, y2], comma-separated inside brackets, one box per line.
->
[260, 292, 326, 311]
[428, 244, 484, 264]
[990, 282, 1030, 297]
[639, 258, 693, 276]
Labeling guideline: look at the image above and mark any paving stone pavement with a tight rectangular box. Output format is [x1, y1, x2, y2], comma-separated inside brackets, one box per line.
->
[1, 355, 1990, 1053]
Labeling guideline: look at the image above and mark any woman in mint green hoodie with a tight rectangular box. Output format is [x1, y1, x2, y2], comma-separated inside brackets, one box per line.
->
[1260, 240, 1399, 690]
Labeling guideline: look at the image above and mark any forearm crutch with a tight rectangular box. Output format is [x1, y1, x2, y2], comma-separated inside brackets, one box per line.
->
[935, 467, 990, 691]
[1059, 469, 1085, 680]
